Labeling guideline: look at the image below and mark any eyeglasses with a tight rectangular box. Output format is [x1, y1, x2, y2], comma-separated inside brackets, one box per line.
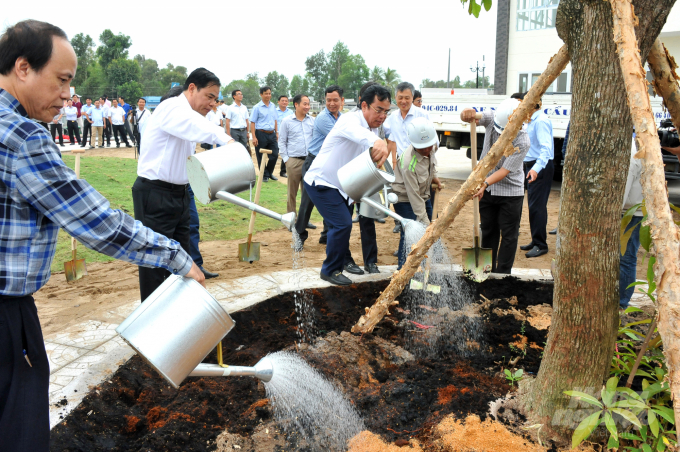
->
[369, 105, 389, 117]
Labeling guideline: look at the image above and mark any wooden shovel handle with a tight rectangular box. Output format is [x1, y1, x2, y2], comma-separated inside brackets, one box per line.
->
[470, 115, 481, 240]
[247, 152, 269, 239]
[259, 149, 273, 155]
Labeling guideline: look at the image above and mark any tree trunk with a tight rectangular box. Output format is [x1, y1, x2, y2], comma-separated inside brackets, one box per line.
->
[523, 0, 675, 437]
[648, 38, 680, 130]
[610, 0, 680, 424]
[352, 46, 570, 334]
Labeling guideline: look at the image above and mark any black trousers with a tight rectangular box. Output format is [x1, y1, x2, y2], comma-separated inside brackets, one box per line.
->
[113, 124, 129, 146]
[523, 159, 554, 250]
[479, 193, 524, 274]
[0, 295, 50, 452]
[345, 203, 378, 266]
[295, 153, 328, 243]
[82, 120, 92, 146]
[67, 120, 80, 144]
[132, 177, 191, 301]
[254, 130, 279, 177]
[103, 122, 112, 145]
[50, 123, 64, 145]
[124, 121, 136, 144]
[280, 160, 286, 176]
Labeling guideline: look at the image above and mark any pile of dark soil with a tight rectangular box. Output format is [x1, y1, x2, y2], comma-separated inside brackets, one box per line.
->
[50, 276, 553, 451]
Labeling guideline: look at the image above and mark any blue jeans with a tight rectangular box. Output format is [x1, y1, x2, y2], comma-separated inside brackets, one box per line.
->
[620, 215, 642, 308]
[393, 200, 432, 270]
[188, 186, 203, 267]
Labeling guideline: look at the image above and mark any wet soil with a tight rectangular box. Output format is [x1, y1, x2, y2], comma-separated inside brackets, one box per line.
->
[50, 277, 553, 451]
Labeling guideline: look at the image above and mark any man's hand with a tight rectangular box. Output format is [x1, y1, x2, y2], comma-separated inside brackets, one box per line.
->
[662, 145, 680, 156]
[473, 185, 486, 201]
[432, 177, 442, 190]
[371, 139, 389, 168]
[526, 169, 538, 183]
[460, 108, 480, 125]
[185, 262, 206, 287]
[252, 136, 258, 147]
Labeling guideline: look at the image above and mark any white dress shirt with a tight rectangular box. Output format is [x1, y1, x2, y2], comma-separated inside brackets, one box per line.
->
[64, 106, 78, 121]
[218, 104, 229, 117]
[207, 110, 222, 126]
[303, 110, 381, 203]
[100, 105, 110, 123]
[138, 93, 233, 185]
[227, 103, 249, 129]
[135, 108, 151, 135]
[385, 105, 432, 156]
[109, 106, 127, 125]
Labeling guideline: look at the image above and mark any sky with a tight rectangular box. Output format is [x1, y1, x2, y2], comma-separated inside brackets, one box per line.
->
[1, 0, 498, 91]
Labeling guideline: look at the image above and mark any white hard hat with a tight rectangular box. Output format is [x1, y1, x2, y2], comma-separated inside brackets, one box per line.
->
[493, 98, 521, 134]
[407, 117, 437, 149]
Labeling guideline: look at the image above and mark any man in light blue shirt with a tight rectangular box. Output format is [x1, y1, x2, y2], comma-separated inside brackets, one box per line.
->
[521, 95, 554, 258]
[294, 85, 345, 245]
[279, 94, 314, 214]
[276, 95, 294, 178]
[250, 86, 280, 182]
[80, 97, 94, 148]
[89, 100, 105, 148]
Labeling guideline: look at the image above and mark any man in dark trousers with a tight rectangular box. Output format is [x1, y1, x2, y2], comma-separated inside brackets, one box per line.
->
[250, 86, 279, 182]
[0, 20, 205, 452]
[133, 68, 234, 301]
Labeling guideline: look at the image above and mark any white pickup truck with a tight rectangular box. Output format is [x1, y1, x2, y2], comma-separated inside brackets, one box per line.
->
[421, 88, 678, 180]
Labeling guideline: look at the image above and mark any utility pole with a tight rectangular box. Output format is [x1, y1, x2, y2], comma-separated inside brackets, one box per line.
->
[470, 57, 486, 89]
[447, 48, 451, 88]
[482, 55, 486, 89]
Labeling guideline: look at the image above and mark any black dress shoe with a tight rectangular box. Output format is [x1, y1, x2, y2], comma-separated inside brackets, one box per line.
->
[307, 223, 317, 229]
[263, 176, 270, 182]
[320, 271, 352, 286]
[200, 267, 219, 279]
[364, 263, 380, 274]
[525, 246, 549, 258]
[344, 262, 365, 275]
[393, 250, 399, 257]
[393, 224, 402, 233]
[280, 172, 287, 178]
[269, 174, 278, 181]
[318, 236, 327, 244]
[520, 242, 535, 251]
[549, 228, 557, 235]
[376, 218, 386, 224]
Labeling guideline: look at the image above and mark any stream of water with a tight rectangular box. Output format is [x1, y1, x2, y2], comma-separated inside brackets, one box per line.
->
[263, 350, 365, 451]
[292, 229, 317, 344]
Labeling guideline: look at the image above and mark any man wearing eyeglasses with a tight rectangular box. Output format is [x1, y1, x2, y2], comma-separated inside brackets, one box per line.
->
[302, 85, 391, 286]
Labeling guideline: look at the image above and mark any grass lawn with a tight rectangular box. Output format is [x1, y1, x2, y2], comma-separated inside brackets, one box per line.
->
[54, 155, 322, 271]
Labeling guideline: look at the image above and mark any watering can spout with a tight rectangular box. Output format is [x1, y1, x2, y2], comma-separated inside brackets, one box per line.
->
[189, 356, 274, 382]
[215, 191, 295, 231]
[360, 197, 413, 227]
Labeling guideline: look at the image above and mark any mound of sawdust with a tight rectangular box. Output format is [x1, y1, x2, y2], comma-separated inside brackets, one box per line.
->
[348, 431, 423, 451]
[434, 414, 545, 452]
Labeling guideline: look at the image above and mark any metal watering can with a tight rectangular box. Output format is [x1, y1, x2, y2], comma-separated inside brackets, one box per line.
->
[186, 143, 296, 231]
[337, 150, 413, 227]
[116, 275, 273, 388]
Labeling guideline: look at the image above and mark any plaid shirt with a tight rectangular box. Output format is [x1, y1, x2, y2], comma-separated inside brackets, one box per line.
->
[0, 89, 192, 296]
[478, 109, 531, 197]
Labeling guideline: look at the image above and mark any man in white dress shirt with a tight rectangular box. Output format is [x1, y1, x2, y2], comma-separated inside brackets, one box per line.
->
[132, 97, 151, 153]
[279, 94, 313, 213]
[108, 99, 129, 148]
[100, 96, 111, 147]
[302, 85, 390, 285]
[385, 81, 432, 169]
[64, 99, 81, 145]
[133, 68, 234, 301]
[226, 89, 250, 153]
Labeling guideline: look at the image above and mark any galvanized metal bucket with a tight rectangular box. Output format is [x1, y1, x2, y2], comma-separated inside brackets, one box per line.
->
[116, 275, 235, 388]
[187, 142, 256, 205]
[337, 149, 395, 201]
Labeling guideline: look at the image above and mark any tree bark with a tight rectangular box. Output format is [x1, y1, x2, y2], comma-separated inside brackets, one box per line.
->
[522, 0, 675, 437]
[352, 46, 570, 334]
[648, 38, 680, 129]
[610, 0, 680, 424]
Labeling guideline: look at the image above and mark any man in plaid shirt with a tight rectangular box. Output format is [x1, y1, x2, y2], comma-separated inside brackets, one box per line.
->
[0, 20, 204, 451]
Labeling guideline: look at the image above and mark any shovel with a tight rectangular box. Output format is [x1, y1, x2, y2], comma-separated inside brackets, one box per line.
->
[462, 112, 493, 282]
[238, 149, 271, 262]
[64, 149, 88, 281]
[409, 184, 443, 293]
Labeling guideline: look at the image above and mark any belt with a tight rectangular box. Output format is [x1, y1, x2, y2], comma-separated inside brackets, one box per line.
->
[138, 176, 188, 191]
[0, 294, 33, 301]
[291, 156, 306, 160]
[257, 129, 274, 134]
[231, 127, 246, 131]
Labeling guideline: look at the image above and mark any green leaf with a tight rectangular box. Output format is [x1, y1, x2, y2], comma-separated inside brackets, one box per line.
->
[607, 433, 620, 449]
[652, 407, 674, 424]
[604, 411, 618, 441]
[669, 202, 680, 216]
[647, 256, 656, 286]
[571, 410, 602, 449]
[504, 368, 512, 377]
[564, 391, 603, 408]
[649, 409, 660, 437]
[642, 444, 653, 452]
[640, 225, 652, 252]
[611, 408, 642, 428]
[621, 222, 636, 255]
[603, 377, 618, 406]
[624, 306, 644, 314]
[468, 0, 482, 17]
[612, 399, 646, 412]
[482, 0, 492, 11]
[514, 369, 524, 378]
[620, 431, 643, 441]
[618, 387, 644, 402]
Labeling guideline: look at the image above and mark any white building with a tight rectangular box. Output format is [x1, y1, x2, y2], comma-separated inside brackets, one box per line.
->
[494, 0, 680, 95]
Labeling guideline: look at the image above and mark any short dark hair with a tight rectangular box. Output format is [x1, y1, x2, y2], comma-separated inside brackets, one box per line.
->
[0, 20, 68, 76]
[118, 96, 125, 101]
[358, 81, 377, 99]
[293, 94, 308, 107]
[325, 85, 344, 97]
[85, 97, 92, 101]
[510, 92, 525, 100]
[396, 81, 415, 96]
[232, 89, 241, 97]
[161, 86, 184, 103]
[137, 97, 146, 103]
[278, 95, 288, 101]
[413, 90, 422, 100]
[360, 85, 391, 108]
[260, 86, 272, 95]
[183, 67, 221, 91]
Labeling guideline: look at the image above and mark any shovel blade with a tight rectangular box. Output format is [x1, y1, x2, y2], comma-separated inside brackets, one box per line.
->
[64, 259, 88, 282]
[238, 241, 261, 263]
[409, 279, 424, 291]
[425, 284, 441, 294]
[461, 247, 493, 282]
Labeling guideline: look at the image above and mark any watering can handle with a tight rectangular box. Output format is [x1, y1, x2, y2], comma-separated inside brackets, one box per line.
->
[247, 150, 271, 242]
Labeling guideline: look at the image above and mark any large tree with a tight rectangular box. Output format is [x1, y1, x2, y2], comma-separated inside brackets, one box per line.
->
[107, 58, 141, 89]
[71, 33, 95, 87]
[262, 71, 290, 100]
[338, 55, 370, 100]
[305, 50, 329, 101]
[326, 41, 350, 85]
[96, 30, 132, 69]
[288, 74, 310, 98]
[521, 0, 675, 436]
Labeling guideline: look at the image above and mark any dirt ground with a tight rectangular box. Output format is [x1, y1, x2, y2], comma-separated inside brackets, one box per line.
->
[39, 147, 588, 336]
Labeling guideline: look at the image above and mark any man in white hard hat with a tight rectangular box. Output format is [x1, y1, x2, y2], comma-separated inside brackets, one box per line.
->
[460, 98, 531, 274]
[392, 117, 442, 269]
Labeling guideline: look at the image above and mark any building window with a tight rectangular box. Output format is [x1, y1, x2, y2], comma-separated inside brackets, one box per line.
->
[517, 0, 559, 31]
[518, 71, 570, 93]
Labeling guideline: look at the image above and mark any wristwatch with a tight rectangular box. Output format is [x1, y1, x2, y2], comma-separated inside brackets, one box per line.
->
[483, 180, 490, 188]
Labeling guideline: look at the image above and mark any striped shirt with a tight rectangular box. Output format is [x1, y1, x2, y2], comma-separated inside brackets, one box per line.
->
[279, 114, 315, 161]
[0, 89, 193, 296]
[478, 109, 531, 197]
